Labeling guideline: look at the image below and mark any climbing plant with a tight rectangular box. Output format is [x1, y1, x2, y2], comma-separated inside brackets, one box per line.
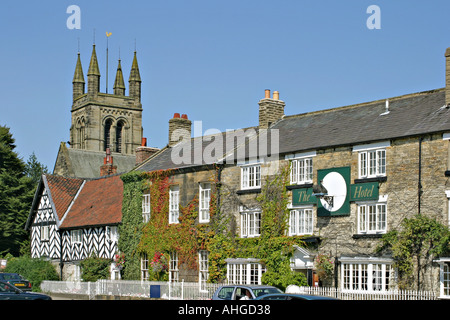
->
[377, 214, 450, 290]
[119, 171, 146, 280]
[121, 163, 310, 288]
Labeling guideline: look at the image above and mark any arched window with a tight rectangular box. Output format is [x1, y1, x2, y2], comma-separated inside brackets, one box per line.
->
[104, 119, 113, 151]
[116, 121, 124, 153]
[77, 118, 86, 149]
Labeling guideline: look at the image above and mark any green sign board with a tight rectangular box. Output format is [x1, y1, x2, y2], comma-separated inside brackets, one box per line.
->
[290, 167, 380, 217]
[350, 182, 379, 201]
[317, 167, 351, 217]
[292, 188, 317, 206]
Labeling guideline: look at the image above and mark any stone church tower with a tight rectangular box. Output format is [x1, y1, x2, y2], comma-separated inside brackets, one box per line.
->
[70, 44, 143, 155]
[54, 45, 147, 178]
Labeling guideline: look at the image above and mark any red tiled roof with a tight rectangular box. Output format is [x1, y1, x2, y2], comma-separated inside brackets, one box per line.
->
[45, 175, 84, 221]
[60, 175, 123, 229]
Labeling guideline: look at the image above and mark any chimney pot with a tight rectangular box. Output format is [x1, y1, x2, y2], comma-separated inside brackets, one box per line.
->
[173, 113, 180, 118]
[273, 91, 279, 100]
[181, 114, 188, 119]
[141, 137, 147, 147]
[265, 89, 271, 99]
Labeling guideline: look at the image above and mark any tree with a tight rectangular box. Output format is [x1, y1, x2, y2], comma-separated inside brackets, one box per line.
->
[0, 125, 35, 256]
[25, 152, 49, 186]
[377, 214, 450, 290]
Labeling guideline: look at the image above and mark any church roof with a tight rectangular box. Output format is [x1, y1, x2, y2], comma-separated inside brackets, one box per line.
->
[53, 142, 136, 179]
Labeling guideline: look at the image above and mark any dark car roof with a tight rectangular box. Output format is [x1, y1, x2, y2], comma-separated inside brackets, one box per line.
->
[255, 293, 338, 300]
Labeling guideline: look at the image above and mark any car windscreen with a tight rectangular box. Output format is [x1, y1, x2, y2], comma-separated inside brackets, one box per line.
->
[2, 274, 22, 280]
[252, 287, 282, 297]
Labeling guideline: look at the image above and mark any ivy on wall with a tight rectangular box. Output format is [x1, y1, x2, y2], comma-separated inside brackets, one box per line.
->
[119, 171, 146, 280]
[119, 164, 310, 288]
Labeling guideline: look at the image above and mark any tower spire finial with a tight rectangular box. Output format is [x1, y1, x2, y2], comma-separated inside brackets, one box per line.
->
[114, 59, 125, 96]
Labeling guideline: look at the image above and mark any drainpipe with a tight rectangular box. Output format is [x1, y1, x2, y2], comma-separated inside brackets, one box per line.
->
[418, 137, 423, 215]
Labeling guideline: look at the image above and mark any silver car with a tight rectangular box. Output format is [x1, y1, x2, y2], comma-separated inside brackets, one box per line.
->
[211, 285, 282, 300]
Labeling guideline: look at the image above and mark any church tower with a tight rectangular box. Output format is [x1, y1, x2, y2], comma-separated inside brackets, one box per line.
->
[69, 44, 143, 155]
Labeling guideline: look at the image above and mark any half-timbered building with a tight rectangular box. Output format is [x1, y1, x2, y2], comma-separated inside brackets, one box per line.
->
[26, 173, 124, 280]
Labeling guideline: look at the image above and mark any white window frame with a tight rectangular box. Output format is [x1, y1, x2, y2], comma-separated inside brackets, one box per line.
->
[240, 209, 261, 238]
[354, 141, 389, 179]
[169, 252, 179, 282]
[169, 186, 180, 224]
[435, 258, 450, 299]
[142, 193, 151, 223]
[289, 207, 314, 236]
[71, 229, 82, 244]
[141, 253, 149, 281]
[106, 226, 118, 243]
[357, 197, 387, 234]
[41, 225, 49, 242]
[199, 250, 209, 292]
[340, 257, 395, 292]
[199, 183, 211, 223]
[226, 259, 266, 285]
[445, 190, 450, 229]
[241, 164, 261, 190]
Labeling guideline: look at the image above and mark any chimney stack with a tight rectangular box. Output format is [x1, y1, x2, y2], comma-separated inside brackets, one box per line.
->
[258, 89, 285, 129]
[445, 48, 450, 106]
[100, 148, 117, 176]
[168, 113, 192, 147]
[135, 137, 159, 165]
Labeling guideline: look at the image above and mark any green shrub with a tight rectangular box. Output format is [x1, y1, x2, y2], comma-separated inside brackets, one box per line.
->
[79, 256, 110, 282]
[3, 256, 59, 291]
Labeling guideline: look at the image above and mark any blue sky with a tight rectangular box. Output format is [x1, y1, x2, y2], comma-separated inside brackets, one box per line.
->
[1, 0, 450, 169]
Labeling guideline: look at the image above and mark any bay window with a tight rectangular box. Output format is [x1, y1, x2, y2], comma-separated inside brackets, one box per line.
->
[340, 257, 394, 291]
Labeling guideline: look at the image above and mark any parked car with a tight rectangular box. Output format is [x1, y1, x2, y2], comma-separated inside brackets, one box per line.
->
[0, 281, 52, 300]
[254, 293, 339, 300]
[211, 285, 282, 300]
[0, 273, 32, 291]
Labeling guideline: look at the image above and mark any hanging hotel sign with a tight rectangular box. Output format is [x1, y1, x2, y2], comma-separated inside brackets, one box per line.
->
[291, 167, 379, 216]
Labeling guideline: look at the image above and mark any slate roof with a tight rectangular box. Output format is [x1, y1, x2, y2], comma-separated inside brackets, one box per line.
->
[273, 88, 450, 155]
[135, 126, 261, 172]
[135, 88, 450, 173]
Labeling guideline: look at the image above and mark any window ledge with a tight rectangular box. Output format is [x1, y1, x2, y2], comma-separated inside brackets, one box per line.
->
[237, 188, 261, 195]
[354, 176, 387, 184]
[286, 183, 313, 190]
